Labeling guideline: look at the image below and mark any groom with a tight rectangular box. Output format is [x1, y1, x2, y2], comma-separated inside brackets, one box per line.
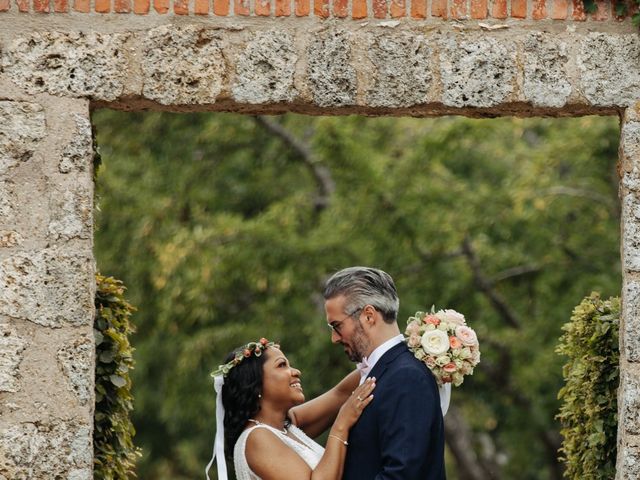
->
[324, 266, 446, 480]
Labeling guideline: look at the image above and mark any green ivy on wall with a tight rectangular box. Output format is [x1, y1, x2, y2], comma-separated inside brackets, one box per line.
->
[583, 0, 640, 25]
[556, 293, 620, 480]
[94, 274, 141, 479]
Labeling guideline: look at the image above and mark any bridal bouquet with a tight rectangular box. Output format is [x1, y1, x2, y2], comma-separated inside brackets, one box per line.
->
[405, 308, 480, 387]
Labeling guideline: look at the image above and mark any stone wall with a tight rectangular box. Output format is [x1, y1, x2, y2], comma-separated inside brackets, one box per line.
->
[1, 2, 639, 478]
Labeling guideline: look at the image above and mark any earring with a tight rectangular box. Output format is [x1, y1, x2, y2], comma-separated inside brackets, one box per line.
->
[258, 394, 262, 398]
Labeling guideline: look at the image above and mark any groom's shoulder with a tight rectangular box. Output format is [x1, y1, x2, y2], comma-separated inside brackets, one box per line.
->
[388, 350, 435, 384]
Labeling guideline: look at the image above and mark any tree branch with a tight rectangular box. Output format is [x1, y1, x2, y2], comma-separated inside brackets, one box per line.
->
[461, 237, 522, 330]
[254, 116, 335, 212]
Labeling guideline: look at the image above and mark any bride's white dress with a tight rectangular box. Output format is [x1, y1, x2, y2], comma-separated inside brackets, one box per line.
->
[234, 424, 325, 480]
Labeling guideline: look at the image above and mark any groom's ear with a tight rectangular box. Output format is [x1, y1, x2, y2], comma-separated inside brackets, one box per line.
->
[362, 304, 377, 325]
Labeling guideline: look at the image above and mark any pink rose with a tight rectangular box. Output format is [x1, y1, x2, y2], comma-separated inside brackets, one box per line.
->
[408, 333, 421, 348]
[443, 362, 457, 373]
[455, 326, 478, 347]
[425, 356, 437, 368]
[449, 336, 463, 349]
[406, 321, 421, 336]
[424, 315, 440, 326]
[436, 309, 466, 326]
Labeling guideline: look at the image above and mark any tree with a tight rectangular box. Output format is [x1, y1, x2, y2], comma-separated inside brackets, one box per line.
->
[93, 110, 620, 480]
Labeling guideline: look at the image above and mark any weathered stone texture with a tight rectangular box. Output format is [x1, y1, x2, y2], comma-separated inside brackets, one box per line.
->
[621, 436, 640, 480]
[623, 193, 640, 273]
[621, 369, 640, 435]
[0, 181, 12, 221]
[48, 186, 92, 240]
[577, 33, 640, 107]
[60, 114, 92, 174]
[440, 35, 516, 108]
[57, 337, 93, 406]
[623, 280, 640, 363]
[307, 31, 357, 107]
[233, 31, 297, 104]
[621, 120, 640, 192]
[0, 101, 46, 177]
[142, 26, 226, 105]
[0, 324, 27, 393]
[366, 32, 433, 108]
[522, 33, 571, 108]
[2, 32, 129, 101]
[0, 249, 93, 328]
[0, 421, 92, 479]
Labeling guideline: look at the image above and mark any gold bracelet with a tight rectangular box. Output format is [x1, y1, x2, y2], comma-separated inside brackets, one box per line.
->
[328, 434, 348, 446]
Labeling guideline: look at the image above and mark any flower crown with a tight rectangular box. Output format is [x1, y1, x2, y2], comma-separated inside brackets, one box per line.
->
[211, 338, 278, 377]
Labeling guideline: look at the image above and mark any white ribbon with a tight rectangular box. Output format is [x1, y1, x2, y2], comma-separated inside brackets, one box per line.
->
[438, 383, 451, 417]
[205, 375, 228, 480]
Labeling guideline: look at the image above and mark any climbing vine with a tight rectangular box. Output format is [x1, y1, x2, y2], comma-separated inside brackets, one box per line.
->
[94, 274, 141, 479]
[556, 293, 619, 480]
[583, 0, 640, 25]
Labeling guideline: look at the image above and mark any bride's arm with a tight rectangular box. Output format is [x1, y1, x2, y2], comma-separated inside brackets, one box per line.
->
[288, 370, 361, 438]
[247, 379, 375, 480]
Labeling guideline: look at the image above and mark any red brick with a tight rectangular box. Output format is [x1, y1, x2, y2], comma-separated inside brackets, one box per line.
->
[390, 0, 405, 16]
[16, 0, 28, 10]
[174, 0, 188, 13]
[532, 0, 546, 18]
[432, 0, 447, 17]
[73, 0, 89, 11]
[54, 0, 68, 12]
[450, 0, 466, 17]
[470, 0, 486, 18]
[194, 0, 208, 13]
[134, 0, 149, 12]
[352, 0, 366, 17]
[373, 0, 386, 17]
[255, 0, 270, 14]
[591, 0, 608, 19]
[571, 0, 585, 18]
[314, 0, 328, 16]
[114, 0, 130, 12]
[295, 0, 309, 14]
[511, 0, 526, 17]
[0, 0, 9, 10]
[234, 0, 249, 14]
[550, 0, 567, 18]
[410, 0, 425, 17]
[213, 0, 228, 14]
[33, 0, 49, 10]
[276, 0, 290, 14]
[490, 0, 506, 18]
[95, 0, 110, 12]
[333, 0, 347, 15]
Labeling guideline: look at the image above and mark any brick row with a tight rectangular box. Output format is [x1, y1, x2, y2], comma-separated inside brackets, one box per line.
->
[0, 0, 631, 19]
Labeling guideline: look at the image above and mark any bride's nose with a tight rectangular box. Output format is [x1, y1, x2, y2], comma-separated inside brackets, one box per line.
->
[292, 367, 301, 378]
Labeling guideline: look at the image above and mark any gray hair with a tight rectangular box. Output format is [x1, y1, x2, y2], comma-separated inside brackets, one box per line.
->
[323, 266, 399, 324]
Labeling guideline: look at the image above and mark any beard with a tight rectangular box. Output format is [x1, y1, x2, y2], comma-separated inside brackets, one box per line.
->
[346, 321, 371, 362]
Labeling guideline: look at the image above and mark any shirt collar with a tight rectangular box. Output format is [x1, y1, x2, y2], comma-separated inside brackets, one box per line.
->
[363, 334, 404, 373]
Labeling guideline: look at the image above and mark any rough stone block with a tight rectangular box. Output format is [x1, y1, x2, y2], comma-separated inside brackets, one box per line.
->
[621, 370, 640, 434]
[522, 33, 572, 108]
[0, 231, 22, 248]
[59, 114, 92, 174]
[439, 35, 516, 108]
[0, 248, 93, 328]
[0, 421, 92, 479]
[57, 337, 93, 406]
[366, 32, 433, 108]
[623, 280, 640, 363]
[0, 101, 46, 177]
[142, 26, 226, 105]
[232, 31, 298, 104]
[1, 32, 129, 101]
[307, 30, 357, 107]
[621, 121, 640, 192]
[622, 193, 640, 272]
[0, 324, 27, 393]
[577, 33, 640, 107]
[621, 436, 640, 480]
[48, 186, 92, 240]
[0, 181, 12, 223]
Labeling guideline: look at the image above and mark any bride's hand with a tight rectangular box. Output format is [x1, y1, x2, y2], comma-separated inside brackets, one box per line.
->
[334, 377, 376, 429]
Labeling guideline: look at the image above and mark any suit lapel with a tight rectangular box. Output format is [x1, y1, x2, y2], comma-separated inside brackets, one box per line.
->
[366, 342, 408, 382]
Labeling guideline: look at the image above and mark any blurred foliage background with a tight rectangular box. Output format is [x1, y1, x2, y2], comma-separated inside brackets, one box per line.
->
[92, 110, 621, 480]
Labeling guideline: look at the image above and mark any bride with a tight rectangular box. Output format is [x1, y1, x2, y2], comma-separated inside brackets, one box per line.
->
[206, 338, 375, 480]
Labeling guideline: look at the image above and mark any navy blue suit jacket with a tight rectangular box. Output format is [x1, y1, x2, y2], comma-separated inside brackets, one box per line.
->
[343, 342, 446, 480]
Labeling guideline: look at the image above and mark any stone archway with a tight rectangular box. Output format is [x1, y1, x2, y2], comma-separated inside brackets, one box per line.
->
[1, 1, 639, 478]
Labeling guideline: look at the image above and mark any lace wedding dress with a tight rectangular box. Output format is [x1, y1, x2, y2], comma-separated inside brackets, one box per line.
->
[234, 423, 325, 480]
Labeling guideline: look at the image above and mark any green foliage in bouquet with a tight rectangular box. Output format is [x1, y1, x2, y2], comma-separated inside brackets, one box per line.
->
[556, 293, 620, 480]
[94, 274, 141, 479]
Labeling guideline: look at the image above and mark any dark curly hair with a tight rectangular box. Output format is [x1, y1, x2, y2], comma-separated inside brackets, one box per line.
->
[221, 346, 268, 459]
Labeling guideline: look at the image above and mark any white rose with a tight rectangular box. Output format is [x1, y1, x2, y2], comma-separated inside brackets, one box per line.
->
[459, 347, 472, 360]
[436, 309, 466, 326]
[421, 330, 450, 356]
[436, 354, 451, 366]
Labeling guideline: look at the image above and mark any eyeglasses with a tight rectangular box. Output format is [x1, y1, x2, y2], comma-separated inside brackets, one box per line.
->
[327, 307, 363, 336]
